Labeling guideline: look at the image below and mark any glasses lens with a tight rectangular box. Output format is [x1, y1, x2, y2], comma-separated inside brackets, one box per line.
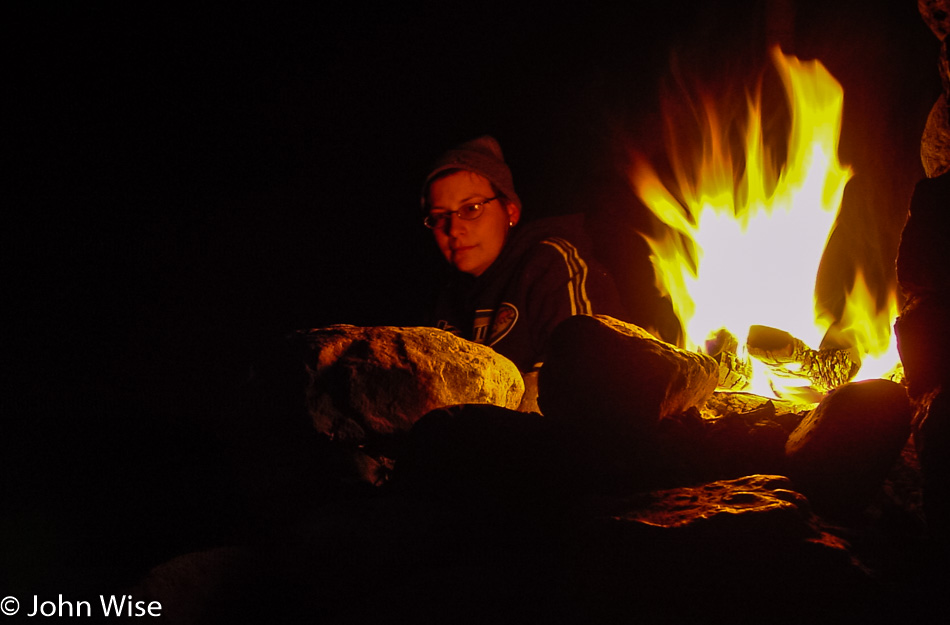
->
[424, 214, 443, 229]
[459, 203, 483, 220]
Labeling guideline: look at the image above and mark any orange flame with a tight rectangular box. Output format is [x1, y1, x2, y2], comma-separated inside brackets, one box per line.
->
[632, 46, 900, 397]
[836, 270, 902, 383]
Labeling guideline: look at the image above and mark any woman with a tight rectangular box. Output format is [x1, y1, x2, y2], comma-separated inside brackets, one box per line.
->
[422, 136, 629, 389]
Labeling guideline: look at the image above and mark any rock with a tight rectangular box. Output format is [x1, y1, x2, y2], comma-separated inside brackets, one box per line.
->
[539, 314, 718, 430]
[396, 401, 790, 502]
[537, 315, 718, 491]
[394, 404, 564, 510]
[702, 409, 792, 480]
[785, 379, 913, 520]
[942, 38, 949, 96]
[920, 33, 949, 178]
[896, 174, 950, 297]
[517, 370, 540, 414]
[895, 294, 950, 397]
[703, 391, 807, 432]
[130, 547, 260, 625]
[574, 475, 880, 624]
[912, 386, 950, 542]
[895, 173, 950, 396]
[299, 325, 524, 444]
[919, 0, 950, 41]
[638, 401, 800, 489]
[597, 474, 817, 537]
[921, 93, 950, 178]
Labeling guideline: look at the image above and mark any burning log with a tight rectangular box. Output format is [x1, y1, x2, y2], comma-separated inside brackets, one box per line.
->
[746, 325, 860, 394]
[705, 329, 752, 391]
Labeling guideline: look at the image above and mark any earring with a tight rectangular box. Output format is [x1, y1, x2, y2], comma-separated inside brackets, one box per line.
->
[508, 221, 514, 227]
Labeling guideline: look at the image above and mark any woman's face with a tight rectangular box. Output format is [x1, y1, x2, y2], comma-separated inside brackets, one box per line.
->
[427, 170, 520, 277]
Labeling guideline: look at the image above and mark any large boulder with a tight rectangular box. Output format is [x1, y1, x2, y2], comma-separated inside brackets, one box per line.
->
[539, 314, 718, 430]
[785, 379, 912, 520]
[537, 315, 718, 490]
[895, 172, 950, 539]
[895, 174, 950, 396]
[299, 325, 524, 444]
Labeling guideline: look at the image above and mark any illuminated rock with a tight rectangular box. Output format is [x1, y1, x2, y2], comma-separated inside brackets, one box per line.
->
[919, 0, 950, 41]
[598, 474, 816, 535]
[576, 474, 877, 623]
[921, 92, 949, 178]
[299, 325, 524, 443]
[785, 379, 912, 519]
[919, 0, 949, 177]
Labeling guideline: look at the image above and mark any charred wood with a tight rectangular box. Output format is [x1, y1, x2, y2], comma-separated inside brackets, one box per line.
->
[747, 325, 860, 394]
[705, 328, 752, 391]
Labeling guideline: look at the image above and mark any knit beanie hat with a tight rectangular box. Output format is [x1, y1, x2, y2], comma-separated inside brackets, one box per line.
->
[421, 135, 521, 210]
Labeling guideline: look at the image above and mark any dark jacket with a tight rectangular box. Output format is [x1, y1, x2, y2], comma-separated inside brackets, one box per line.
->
[430, 213, 628, 372]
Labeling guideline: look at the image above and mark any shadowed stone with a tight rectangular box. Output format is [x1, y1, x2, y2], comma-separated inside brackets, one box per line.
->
[537, 315, 718, 491]
[574, 474, 878, 624]
[896, 294, 950, 397]
[912, 386, 950, 542]
[394, 404, 564, 510]
[299, 325, 524, 444]
[895, 174, 950, 400]
[539, 314, 718, 428]
[896, 174, 950, 295]
[786, 379, 912, 520]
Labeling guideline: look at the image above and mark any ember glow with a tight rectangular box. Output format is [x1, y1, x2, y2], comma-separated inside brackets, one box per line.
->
[633, 47, 900, 398]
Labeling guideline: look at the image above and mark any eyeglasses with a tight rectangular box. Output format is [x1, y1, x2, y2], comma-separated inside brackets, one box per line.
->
[423, 197, 498, 230]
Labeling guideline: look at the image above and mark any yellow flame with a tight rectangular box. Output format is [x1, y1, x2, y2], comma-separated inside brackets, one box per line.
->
[633, 46, 900, 395]
[837, 271, 902, 382]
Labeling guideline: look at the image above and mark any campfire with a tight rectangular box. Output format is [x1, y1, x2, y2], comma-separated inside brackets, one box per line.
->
[288, 16, 947, 622]
[631, 47, 902, 403]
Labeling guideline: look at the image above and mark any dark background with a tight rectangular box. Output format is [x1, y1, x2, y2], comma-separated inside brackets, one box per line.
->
[4, 0, 941, 597]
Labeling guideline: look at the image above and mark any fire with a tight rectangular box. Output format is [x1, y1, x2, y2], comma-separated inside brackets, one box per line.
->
[834, 270, 903, 382]
[632, 46, 900, 398]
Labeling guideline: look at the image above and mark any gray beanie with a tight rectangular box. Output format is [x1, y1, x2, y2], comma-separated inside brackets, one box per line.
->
[421, 135, 522, 210]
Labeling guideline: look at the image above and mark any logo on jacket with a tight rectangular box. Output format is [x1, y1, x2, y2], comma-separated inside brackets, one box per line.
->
[473, 303, 519, 346]
[487, 302, 518, 346]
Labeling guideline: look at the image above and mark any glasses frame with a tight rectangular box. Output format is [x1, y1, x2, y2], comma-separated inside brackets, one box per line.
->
[423, 196, 499, 230]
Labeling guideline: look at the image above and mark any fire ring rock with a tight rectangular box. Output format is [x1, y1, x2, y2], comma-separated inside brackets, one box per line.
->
[540, 315, 718, 427]
[785, 379, 912, 520]
[539, 315, 717, 488]
[299, 325, 524, 443]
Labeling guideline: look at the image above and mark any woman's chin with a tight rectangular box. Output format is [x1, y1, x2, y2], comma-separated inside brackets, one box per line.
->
[455, 261, 488, 277]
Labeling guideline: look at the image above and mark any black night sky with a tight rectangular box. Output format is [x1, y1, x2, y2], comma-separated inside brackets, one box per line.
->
[4, 0, 942, 601]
